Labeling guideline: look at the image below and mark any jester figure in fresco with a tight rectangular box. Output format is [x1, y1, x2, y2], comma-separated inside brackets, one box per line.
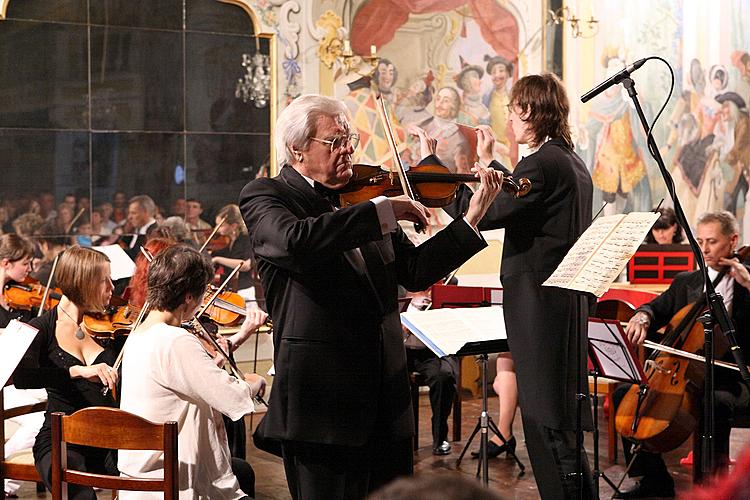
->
[455, 57, 491, 127]
[339, 59, 410, 169]
[482, 55, 514, 167]
[579, 49, 652, 214]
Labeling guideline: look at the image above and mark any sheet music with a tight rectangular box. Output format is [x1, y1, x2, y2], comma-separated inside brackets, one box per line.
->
[588, 320, 645, 384]
[401, 306, 506, 357]
[0, 320, 39, 387]
[543, 212, 659, 297]
[93, 244, 136, 281]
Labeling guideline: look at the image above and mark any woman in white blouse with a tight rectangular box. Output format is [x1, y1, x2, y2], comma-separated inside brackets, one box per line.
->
[118, 245, 266, 499]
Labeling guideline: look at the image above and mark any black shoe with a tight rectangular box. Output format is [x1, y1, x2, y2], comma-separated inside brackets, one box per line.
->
[471, 436, 516, 459]
[613, 476, 675, 498]
[432, 440, 452, 455]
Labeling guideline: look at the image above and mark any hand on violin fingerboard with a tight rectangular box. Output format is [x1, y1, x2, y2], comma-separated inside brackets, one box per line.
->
[464, 165, 503, 228]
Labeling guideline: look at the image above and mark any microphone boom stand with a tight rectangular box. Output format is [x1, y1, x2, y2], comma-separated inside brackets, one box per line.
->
[615, 74, 750, 479]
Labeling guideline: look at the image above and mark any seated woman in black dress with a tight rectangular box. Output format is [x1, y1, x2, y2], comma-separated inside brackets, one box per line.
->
[13, 245, 122, 499]
[210, 204, 255, 296]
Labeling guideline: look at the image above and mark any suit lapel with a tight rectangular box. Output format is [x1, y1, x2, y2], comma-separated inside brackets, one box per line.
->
[280, 166, 385, 307]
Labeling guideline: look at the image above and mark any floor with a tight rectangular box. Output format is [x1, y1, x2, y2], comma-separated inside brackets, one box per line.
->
[11, 391, 750, 499]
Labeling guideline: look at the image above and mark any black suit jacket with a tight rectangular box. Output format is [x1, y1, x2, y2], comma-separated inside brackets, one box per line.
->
[446, 138, 594, 430]
[238, 162, 486, 446]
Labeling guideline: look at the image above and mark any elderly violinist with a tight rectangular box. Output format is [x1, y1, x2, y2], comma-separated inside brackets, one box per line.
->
[613, 210, 750, 499]
[239, 93, 503, 499]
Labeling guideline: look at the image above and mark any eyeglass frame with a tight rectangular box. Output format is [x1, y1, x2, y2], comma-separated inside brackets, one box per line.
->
[308, 133, 360, 152]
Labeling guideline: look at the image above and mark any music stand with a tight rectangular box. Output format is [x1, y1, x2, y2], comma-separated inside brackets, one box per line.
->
[400, 302, 523, 486]
[587, 318, 648, 498]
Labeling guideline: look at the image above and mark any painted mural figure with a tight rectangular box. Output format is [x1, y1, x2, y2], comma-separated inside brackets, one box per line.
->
[718, 93, 750, 221]
[455, 58, 491, 127]
[579, 52, 652, 214]
[420, 87, 471, 173]
[483, 55, 513, 167]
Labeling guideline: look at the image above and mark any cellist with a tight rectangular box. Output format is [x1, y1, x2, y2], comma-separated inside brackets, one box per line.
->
[614, 210, 750, 499]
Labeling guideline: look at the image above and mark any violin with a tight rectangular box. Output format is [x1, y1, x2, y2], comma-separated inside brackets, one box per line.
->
[82, 300, 136, 340]
[201, 288, 246, 326]
[338, 163, 532, 208]
[615, 245, 750, 453]
[3, 277, 62, 312]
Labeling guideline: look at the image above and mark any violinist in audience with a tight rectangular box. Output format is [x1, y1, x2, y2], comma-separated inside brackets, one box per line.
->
[13, 246, 122, 499]
[614, 210, 750, 498]
[118, 245, 266, 499]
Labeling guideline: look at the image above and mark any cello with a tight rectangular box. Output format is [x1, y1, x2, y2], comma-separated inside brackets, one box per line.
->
[615, 245, 750, 453]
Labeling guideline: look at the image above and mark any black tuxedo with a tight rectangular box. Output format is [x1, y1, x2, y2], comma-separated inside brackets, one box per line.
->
[239, 161, 485, 498]
[446, 138, 595, 499]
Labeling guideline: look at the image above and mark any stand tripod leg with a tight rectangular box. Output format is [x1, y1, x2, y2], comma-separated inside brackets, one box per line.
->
[456, 418, 482, 466]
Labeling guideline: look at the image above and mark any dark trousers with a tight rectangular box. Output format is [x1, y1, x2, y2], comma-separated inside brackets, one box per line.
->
[281, 437, 413, 500]
[406, 348, 458, 445]
[521, 413, 595, 500]
[36, 447, 117, 499]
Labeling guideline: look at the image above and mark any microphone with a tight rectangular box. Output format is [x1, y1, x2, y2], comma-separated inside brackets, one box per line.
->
[580, 58, 648, 103]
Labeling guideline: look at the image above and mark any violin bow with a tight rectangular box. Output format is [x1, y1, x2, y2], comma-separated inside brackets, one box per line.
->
[374, 94, 425, 233]
[102, 248, 156, 398]
[197, 262, 243, 319]
[38, 253, 60, 317]
[198, 216, 227, 254]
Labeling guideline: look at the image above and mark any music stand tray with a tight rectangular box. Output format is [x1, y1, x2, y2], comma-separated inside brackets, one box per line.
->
[587, 318, 648, 497]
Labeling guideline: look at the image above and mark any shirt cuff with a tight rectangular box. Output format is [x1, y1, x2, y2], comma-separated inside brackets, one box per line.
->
[462, 216, 482, 237]
[372, 196, 397, 235]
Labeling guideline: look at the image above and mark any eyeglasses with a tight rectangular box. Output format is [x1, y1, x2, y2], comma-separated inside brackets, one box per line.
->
[308, 133, 360, 152]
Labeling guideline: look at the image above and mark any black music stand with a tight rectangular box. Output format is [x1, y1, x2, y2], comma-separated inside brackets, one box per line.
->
[587, 318, 648, 498]
[455, 347, 525, 485]
[400, 302, 524, 485]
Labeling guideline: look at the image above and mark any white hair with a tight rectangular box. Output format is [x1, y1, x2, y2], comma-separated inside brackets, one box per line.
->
[275, 94, 349, 167]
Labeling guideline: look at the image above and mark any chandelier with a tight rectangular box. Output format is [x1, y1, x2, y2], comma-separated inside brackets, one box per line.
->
[235, 39, 271, 108]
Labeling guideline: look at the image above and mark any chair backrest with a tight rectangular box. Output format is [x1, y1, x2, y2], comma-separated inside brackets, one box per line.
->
[0, 385, 46, 500]
[50, 407, 178, 500]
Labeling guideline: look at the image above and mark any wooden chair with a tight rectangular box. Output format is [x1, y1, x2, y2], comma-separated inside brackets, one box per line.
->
[410, 360, 462, 451]
[50, 407, 178, 499]
[0, 385, 46, 500]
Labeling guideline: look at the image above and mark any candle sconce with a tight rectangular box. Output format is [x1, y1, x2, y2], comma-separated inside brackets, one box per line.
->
[548, 6, 599, 39]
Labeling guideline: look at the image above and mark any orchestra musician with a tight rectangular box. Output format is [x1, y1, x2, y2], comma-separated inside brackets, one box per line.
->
[615, 210, 750, 499]
[12, 246, 122, 499]
[238, 93, 503, 499]
[445, 73, 595, 499]
[1, 233, 46, 498]
[209, 204, 255, 299]
[117, 245, 266, 499]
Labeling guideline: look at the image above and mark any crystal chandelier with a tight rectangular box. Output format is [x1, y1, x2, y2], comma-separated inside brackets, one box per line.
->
[235, 41, 271, 108]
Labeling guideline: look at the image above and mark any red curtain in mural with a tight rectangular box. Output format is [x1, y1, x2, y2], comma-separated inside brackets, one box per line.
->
[350, 0, 519, 67]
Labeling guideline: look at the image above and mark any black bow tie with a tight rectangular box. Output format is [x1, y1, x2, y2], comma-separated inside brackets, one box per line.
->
[313, 182, 341, 208]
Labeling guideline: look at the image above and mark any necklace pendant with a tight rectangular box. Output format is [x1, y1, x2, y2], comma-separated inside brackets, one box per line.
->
[75, 328, 85, 340]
